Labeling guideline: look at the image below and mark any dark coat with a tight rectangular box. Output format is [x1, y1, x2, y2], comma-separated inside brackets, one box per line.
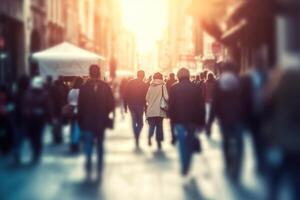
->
[52, 80, 68, 117]
[263, 69, 300, 153]
[124, 78, 148, 108]
[169, 79, 205, 127]
[209, 72, 243, 126]
[78, 79, 115, 133]
[166, 78, 177, 94]
[22, 88, 52, 124]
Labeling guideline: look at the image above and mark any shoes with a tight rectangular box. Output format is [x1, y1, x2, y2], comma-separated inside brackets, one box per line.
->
[157, 142, 162, 150]
[135, 139, 140, 149]
[171, 138, 177, 146]
[148, 138, 152, 146]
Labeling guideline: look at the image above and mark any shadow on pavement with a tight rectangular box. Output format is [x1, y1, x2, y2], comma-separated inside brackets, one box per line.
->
[61, 179, 105, 200]
[183, 178, 205, 200]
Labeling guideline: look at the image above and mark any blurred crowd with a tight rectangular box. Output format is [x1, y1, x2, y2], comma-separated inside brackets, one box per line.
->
[1, 62, 300, 200]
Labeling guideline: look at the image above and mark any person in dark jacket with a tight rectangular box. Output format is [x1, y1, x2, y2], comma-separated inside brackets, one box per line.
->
[13, 75, 30, 163]
[208, 62, 244, 181]
[166, 73, 177, 94]
[204, 72, 216, 137]
[52, 77, 68, 144]
[166, 73, 177, 144]
[262, 68, 300, 200]
[241, 58, 269, 174]
[124, 70, 148, 148]
[0, 84, 14, 155]
[169, 68, 206, 176]
[119, 78, 129, 120]
[78, 64, 115, 179]
[22, 77, 52, 164]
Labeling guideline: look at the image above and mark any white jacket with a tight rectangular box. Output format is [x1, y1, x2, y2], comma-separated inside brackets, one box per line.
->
[146, 79, 169, 118]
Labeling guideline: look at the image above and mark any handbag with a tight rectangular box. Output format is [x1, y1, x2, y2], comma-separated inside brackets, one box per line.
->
[160, 85, 169, 111]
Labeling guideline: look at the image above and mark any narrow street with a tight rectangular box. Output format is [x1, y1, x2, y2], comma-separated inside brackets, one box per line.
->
[0, 110, 266, 200]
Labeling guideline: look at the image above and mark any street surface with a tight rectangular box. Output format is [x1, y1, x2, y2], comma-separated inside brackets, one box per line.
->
[0, 110, 267, 200]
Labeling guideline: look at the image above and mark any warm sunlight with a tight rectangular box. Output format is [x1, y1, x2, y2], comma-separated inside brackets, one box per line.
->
[120, 0, 169, 53]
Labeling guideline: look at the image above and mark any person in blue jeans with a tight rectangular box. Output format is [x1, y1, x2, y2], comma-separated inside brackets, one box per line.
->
[208, 62, 244, 181]
[124, 70, 148, 148]
[78, 65, 115, 180]
[169, 68, 206, 176]
[128, 104, 144, 147]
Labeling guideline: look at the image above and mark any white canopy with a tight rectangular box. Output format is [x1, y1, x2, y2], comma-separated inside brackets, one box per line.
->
[32, 42, 105, 79]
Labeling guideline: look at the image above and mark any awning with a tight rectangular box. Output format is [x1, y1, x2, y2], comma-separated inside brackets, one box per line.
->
[201, 19, 223, 41]
[32, 42, 105, 79]
[221, 19, 248, 45]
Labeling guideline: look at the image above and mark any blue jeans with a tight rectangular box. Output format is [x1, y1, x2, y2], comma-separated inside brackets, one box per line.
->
[175, 124, 196, 175]
[129, 105, 144, 140]
[220, 124, 244, 180]
[70, 120, 81, 145]
[83, 130, 105, 172]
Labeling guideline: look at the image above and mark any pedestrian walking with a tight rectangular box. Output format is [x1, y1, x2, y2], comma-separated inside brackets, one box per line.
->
[124, 70, 148, 148]
[262, 68, 300, 200]
[13, 75, 30, 164]
[204, 72, 216, 137]
[0, 84, 14, 155]
[169, 68, 206, 176]
[208, 62, 244, 181]
[119, 78, 129, 120]
[22, 77, 51, 164]
[241, 55, 269, 174]
[78, 64, 115, 179]
[67, 77, 83, 153]
[146, 72, 169, 150]
[52, 77, 68, 144]
[166, 73, 177, 145]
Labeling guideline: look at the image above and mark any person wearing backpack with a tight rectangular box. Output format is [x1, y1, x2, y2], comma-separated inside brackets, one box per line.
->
[22, 77, 51, 164]
[78, 64, 115, 180]
[145, 72, 169, 150]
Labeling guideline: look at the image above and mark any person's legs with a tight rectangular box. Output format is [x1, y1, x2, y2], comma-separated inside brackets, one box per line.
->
[70, 119, 81, 152]
[170, 120, 176, 145]
[29, 123, 44, 163]
[175, 124, 189, 175]
[96, 129, 105, 177]
[133, 105, 144, 148]
[148, 117, 155, 146]
[129, 107, 137, 135]
[13, 125, 25, 164]
[53, 117, 63, 144]
[83, 131, 94, 172]
[135, 106, 144, 137]
[155, 117, 164, 150]
[230, 126, 244, 181]
[220, 125, 231, 173]
[251, 124, 265, 174]
[184, 125, 196, 174]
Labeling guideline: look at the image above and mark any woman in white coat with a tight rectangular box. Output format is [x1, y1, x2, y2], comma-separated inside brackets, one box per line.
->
[146, 72, 169, 150]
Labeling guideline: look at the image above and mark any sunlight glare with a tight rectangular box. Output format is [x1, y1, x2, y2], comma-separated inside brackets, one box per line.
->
[120, 0, 168, 53]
